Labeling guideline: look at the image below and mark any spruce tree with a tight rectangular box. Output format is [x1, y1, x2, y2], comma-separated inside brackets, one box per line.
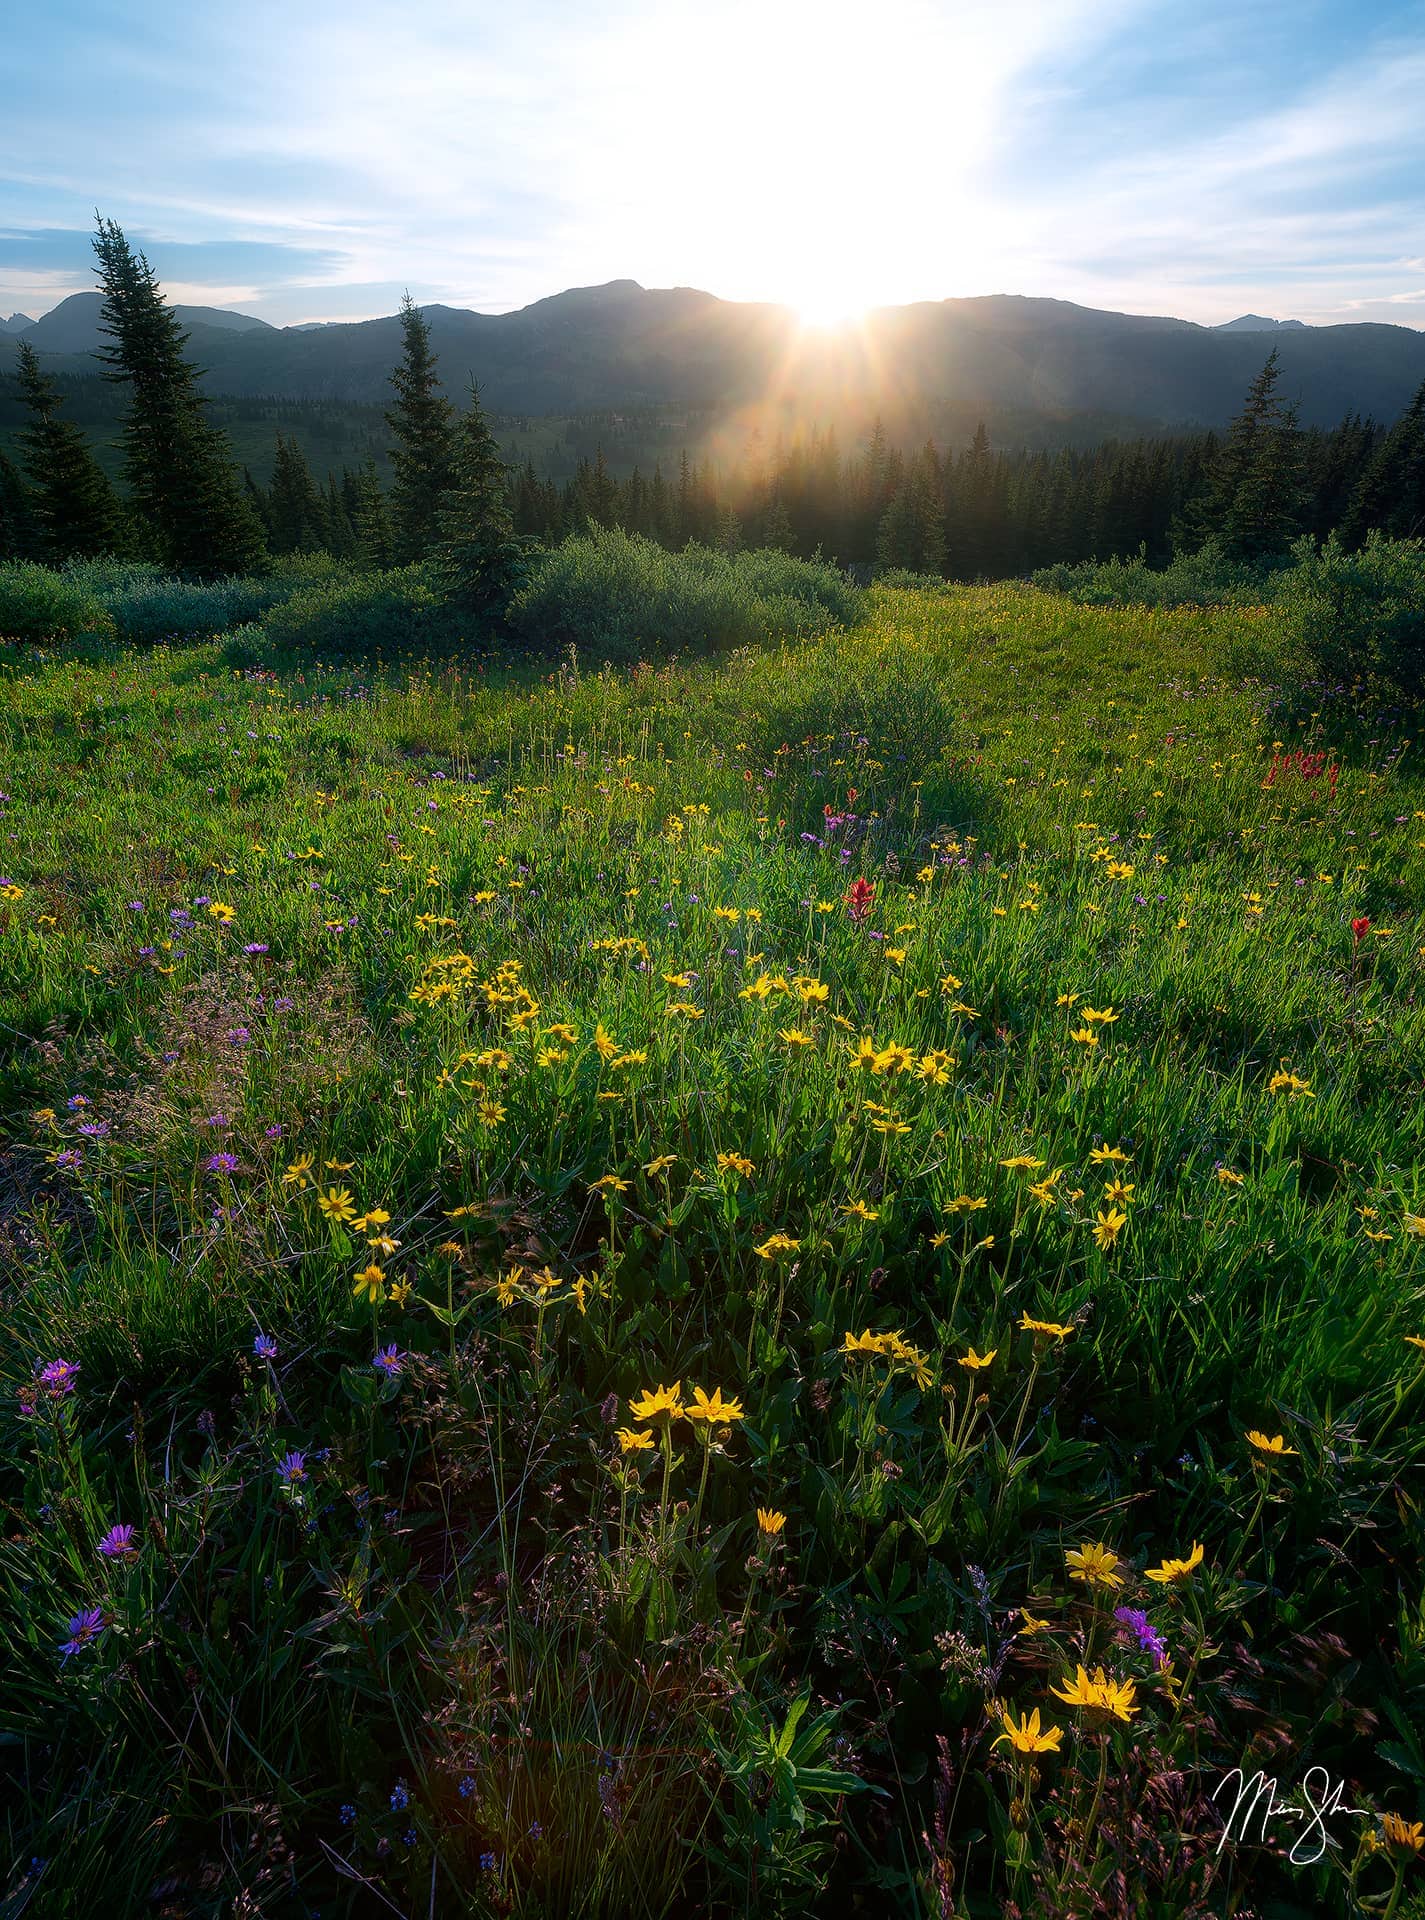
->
[385, 293, 456, 562]
[14, 342, 127, 560]
[353, 460, 394, 570]
[1339, 382, 1425, 546]
[0, 449, 32, 561]
[268, 434, 326, 553]
[91, 215, 265, 575]
[1194, 351, 1305, 560]
[434, 382, 524, 617]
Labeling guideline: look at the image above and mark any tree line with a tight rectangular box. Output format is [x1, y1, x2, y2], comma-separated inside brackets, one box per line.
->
[0, 218, 522, 616]
[504, 356, 1424, 577]
[2, 219, 1422, 586]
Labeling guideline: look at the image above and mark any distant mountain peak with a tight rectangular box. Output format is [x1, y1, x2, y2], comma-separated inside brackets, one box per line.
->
[1, 311, 37, 333]
[1217, 313, 1309, 332]
[18, 291, 274, 355]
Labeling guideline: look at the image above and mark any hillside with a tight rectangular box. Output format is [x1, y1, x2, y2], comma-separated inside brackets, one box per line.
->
[4, 283, 1423, 446]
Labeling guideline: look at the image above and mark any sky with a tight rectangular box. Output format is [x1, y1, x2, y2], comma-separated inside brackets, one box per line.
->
[2, 0, 1423, 330]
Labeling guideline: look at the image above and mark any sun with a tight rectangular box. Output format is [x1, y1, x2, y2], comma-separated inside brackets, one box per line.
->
[789, 282, 869, 331]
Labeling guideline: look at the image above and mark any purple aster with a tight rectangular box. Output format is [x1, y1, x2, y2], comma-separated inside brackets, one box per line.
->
[253, 1333, 278, 1361]
[205, 1113, 230, 1129]
[54, 1149, 83, 1170]
[206, 1152, 239, 1174]
[264, 1124, 283, 1139]
[243, 943, 269, 955]
[77, 1122, 110, 1138]
[58, 1607, 106, 1660]
[65, 1095, 89, 1111]
[98, 1523, 138, 1562]
[372, 1345, 406, 1380]
[277, 1449, 307, 1484]
[37, 1359, 79, 1397]
[1114, 1605, 1167, 1669]
[127, 901, 145, 912]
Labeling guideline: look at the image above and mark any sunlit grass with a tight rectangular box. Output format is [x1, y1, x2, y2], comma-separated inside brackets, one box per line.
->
[0, 582, 1421, 1916]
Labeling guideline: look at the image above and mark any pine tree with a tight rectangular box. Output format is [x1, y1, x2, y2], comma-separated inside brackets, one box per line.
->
[325, 472, 357, 557]
[268, 434, 326, 553]
[385, 293, 456, 562]
[1194, 351, 1305, 560]
[91, 215, 265, 575]
[0, 449, 33, 561]
[875, 445, 946, 574]
[755, 493, 796, 552]
[353, 460, 394, 570]
[14, 341, 127, 561]
[434, 382, 524, 618]
[1339, 382, 1425, 546]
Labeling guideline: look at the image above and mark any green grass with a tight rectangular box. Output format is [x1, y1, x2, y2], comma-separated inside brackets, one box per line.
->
[1, 583, 1422, 1917]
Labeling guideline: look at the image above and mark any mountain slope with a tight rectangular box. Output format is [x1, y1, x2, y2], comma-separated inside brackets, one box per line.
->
[19, 291, 275, 354]
[4, 283, 1422, 442]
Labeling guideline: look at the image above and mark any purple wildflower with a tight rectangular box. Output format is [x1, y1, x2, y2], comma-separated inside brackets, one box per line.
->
[205, 1113, 230, 1129]
[37, 1359, 79, 1398]
[390, 1782, 410, 1811]
[59, 1607, 106, 1660]
[243, 943, 269, 955]
[98, 1524, 138, 1562]
[206, 1152, 239, 1174]
[372, 1345, 406, 1380]
[65, 1095, 89, 1111]
[277, 1449, 307, 1484]
[253, 1333, 278, 1361]
[1114, 1605, 1167, 1669]
[264, 1124, 283, 1139]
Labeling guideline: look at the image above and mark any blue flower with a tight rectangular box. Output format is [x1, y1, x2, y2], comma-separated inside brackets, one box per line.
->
[59, 1607, 106, 1660]
[389, 1782, 410, 1812]
[253, 1333, 278, 1361]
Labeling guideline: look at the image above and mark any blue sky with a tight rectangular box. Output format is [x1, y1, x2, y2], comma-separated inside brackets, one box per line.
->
[2, 0, 1422, 328]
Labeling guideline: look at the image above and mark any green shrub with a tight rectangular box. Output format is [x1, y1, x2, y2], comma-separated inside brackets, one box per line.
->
[0, 561, 115, 642]
[505, 526, 863, 662]
[261, 563, 457, 654]
[1273, 532, 1425, 696]
[61, 560, 297, 642]
[1030, 539, 1276, 608]
[874, 566, 954, 592]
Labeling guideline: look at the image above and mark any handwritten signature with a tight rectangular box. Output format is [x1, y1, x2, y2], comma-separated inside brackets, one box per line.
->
[1213, 1767, 1374, 1866]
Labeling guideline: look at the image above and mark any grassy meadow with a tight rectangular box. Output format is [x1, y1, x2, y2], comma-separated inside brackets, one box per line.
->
[1, 583, 1423, 1917]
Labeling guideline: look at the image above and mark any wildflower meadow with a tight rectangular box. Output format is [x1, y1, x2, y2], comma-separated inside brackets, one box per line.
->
[2, 581, 1423, 1917]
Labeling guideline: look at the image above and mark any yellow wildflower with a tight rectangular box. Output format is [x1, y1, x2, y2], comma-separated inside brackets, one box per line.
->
[993, 1707, 1063, 1754]
[1065, 1543, 1124, 1590]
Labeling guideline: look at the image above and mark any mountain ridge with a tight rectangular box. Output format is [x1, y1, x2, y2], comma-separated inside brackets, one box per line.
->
[4, 281, 1423, 443]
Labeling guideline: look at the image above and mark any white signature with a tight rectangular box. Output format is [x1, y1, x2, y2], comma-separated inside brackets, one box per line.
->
[1213, 1767, 1374, 1866]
